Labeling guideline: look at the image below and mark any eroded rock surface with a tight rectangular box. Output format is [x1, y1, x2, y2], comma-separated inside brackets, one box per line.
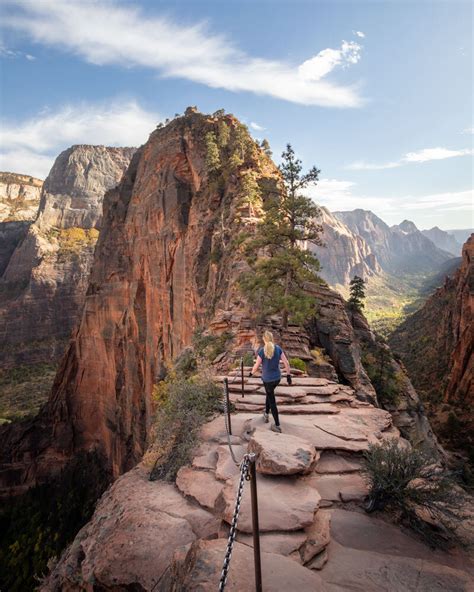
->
[43, 374, 474, 591]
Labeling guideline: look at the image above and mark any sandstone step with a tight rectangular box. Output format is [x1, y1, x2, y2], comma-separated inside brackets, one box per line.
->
[236, 531, 307, 558]
[176, 467, 224, 510]
[222, 473, 321, 533]
[257, 386, 308, 399]
[279, 404, 341, 415]
[248, 429, 319, 475]
[229, 393, 306, 406]
[306, 473, 369, 504]
[215, 445, 245, 481]
[300, 510, 331, 564]
[291, 377, 331, 386]
[315, 451, 362, 474]
[161, 539, 326, 591]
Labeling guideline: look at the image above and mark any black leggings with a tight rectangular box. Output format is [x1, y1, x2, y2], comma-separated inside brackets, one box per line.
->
[263, 379, 280, 426]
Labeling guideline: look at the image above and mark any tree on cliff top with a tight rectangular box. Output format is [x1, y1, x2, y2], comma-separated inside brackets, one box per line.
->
[240, 143, 323, 328]
[348, 275, 366, 311]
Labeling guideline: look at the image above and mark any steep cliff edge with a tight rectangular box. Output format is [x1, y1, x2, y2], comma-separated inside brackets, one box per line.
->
[0, 172, 43, 276]
[389, 235, 473, 461]
[0, 146, 135, 372]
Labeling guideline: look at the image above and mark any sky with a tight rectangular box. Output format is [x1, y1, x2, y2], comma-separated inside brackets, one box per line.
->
[0, 0, 472, 230]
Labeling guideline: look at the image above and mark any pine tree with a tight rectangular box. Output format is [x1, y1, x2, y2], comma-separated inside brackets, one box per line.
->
[240, 143, 322, 327]
[261, 138, 272, 157]
[348, 275, 366, 311]
[205, 132, 221, 173]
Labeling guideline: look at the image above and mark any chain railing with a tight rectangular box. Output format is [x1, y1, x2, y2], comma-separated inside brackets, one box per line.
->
[219, 360, 262, 592]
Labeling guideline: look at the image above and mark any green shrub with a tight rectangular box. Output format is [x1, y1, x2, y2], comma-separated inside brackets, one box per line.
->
[192, 329, 232, 362]
[150, 375, 222, 482]
[289, 357, 306, 372]
[242, 351, 254, 367]
[362, 440, 464, 547]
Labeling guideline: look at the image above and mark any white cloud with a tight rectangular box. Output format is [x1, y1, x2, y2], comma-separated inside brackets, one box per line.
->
[461, 126, 474, 134]
[307, 178, 473, 227]
[353, 31, 366, 38]
[0, 100, 159, 178]
[347, 146, 474, 170]
[298, 41, 362, 81]
[250, 122, 265, 131]
[2, 0, 364, 108]
[0, 43, 35, 60]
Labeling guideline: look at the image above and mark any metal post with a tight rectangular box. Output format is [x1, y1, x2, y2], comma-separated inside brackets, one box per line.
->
[248, 453, 262, 592]
[241, 358, 245, 398]
[224, 378, 232, 435]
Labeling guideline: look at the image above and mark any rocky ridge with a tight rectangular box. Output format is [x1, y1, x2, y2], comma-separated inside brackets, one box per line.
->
[43, 371, 474, 591]
[0, 146, 135, 368]
[422, 226, 463, 256]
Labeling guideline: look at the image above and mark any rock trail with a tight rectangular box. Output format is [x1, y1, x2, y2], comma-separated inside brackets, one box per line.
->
[44, 373, 474, 591]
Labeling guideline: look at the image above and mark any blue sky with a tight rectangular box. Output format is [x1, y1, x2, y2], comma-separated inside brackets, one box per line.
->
[0, 0, 472, 230]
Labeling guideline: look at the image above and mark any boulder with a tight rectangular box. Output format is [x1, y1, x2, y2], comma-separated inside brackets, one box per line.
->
[307, 473, 368, 503]
[300, 510, 331, 563]
[222, 473, 321, 532]
[248, 429, 319, 475]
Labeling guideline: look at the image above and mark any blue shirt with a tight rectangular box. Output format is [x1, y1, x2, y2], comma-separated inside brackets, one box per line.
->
[258, 345, 283, 382]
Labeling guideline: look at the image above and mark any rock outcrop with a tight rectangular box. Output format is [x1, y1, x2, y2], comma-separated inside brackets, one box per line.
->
[0, 172, 42, 222]
[0, 146, 134, 368]
[389, 235, 473, 459]
[0, 172, 42, 276]
[334, 210, 453, 274]
[42, 375, 473, 591]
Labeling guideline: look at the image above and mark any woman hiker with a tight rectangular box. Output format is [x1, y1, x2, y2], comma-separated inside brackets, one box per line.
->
[248, 330, 292, 433]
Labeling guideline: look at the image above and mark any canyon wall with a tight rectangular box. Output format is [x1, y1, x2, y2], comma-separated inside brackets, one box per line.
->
[0, 146, 135, 367]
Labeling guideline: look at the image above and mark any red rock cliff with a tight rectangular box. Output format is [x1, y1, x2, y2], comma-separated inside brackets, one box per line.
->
[0, 111, 280, 491]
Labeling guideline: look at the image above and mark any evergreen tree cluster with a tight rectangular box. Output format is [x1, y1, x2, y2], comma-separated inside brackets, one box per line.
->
[348, 275, 366, 311]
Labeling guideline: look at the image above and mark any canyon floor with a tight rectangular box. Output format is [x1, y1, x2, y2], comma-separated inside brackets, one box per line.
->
[44, 372, 474, 591]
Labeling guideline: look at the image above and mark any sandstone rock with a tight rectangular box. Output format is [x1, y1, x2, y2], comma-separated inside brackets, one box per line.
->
[237, 531, 307, 557]
[215, 445, 245, 481]
[159, 539, 326, 592]
[291, 377, 331, 386]
[176, 466, 224, 510]
[315, 452, 362, 474]
[320, 540, 473, 592]
[248, 430, 319, 475]
[192, 442, 218, 470]
[222, 473, 321, 532]
[307, 548, 328, 570]
[257, 385, 308, 399]
[300, 510, 331, 563]
[279, 404, 341, 415]
[307, 473, 368, 503]
[41, 467, 219, 591]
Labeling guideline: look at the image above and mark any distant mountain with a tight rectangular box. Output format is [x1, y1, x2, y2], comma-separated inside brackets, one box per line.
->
[334, 209, 452, 274]
[421, 226, 461, 256]
[447, 228, 474, 246]
[309, 207, 381, 287]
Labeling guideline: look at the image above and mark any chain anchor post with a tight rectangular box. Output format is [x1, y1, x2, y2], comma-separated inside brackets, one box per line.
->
[241, 358, 245, 398]
[224, 378, 232, 436]
[248, 453, 262, 592]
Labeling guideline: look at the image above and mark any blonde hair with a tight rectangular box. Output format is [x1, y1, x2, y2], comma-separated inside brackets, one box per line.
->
[263, 330, 275, 359]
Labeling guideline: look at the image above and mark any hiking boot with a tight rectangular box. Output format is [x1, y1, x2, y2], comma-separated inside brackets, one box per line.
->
[263, 411, 269, 423]
[271, 423, 282, 433]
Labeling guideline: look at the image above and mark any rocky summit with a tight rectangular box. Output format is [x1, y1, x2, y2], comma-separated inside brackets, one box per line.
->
[43, 372, 474, 591]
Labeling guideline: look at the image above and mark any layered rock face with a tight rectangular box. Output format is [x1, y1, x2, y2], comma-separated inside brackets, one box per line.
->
[0, 112, 281, 491]
[0, 172, 42, 275]
[335, 209, 453, 274]
[422, 226, 462, 256]
[309, 207, 381, 288]
[0, 146, 134, 367]
[389, 236, 473, 456]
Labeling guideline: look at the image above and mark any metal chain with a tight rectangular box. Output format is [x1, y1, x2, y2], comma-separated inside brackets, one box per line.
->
[222, 385, 240, 466]
[218, 454, 251, 592]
